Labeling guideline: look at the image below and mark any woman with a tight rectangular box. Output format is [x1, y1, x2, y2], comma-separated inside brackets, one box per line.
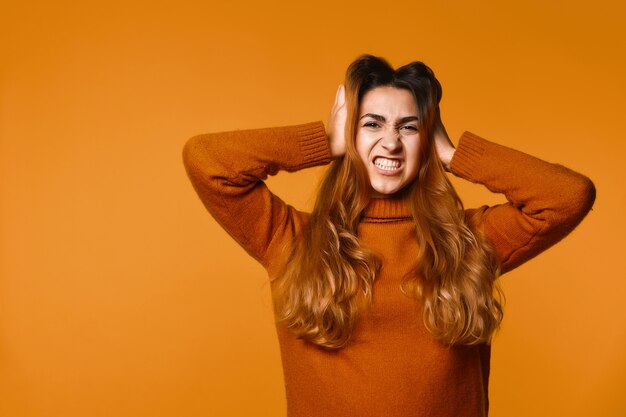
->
[183, 55, 595, 417]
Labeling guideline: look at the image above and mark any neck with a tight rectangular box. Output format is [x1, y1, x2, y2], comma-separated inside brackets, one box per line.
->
[362, 197, 412, 222]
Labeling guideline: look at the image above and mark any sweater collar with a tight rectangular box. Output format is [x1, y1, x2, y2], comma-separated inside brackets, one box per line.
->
[362, 197, 412, 222]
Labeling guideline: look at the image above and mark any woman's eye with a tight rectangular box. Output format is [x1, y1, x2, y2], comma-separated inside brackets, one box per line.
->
[400, 125, 419, 132]
[363, 122, 380, 128]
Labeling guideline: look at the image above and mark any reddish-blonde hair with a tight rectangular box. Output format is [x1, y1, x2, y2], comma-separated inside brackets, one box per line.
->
[273, 55, 503, 349]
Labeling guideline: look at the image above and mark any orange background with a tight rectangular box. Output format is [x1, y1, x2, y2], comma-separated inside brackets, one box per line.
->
[2, 1, 625, 416]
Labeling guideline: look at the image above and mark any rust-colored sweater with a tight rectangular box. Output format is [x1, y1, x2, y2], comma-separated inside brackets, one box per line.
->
[183, 121, 595, 417]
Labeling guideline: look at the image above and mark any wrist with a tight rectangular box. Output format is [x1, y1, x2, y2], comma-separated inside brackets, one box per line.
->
[326, 132, 345, 158]
[440, 148, 455, 171]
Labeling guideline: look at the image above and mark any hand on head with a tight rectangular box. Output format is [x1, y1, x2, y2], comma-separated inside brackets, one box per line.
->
[327, 84, 347, 158]
[433, 107, 456, 171]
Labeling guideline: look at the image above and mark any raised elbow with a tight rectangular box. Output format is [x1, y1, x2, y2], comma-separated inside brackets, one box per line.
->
[182, 135, 203, 174]
[573, 174, 596, 218]
[182, 133, 222, 182]
[557, 173, 596, 231]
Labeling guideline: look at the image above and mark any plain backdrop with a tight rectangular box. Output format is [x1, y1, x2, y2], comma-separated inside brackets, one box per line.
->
[1, 0, 625, 416]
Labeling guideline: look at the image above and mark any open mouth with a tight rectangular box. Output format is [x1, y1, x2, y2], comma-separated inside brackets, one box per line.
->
[373, 157, 402, 173]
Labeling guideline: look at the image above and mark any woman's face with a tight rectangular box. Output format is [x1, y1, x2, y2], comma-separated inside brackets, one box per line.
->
[355, 86, 421, 198]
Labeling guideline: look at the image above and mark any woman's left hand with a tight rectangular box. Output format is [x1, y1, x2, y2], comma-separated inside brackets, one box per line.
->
[433, 107, 456, 171]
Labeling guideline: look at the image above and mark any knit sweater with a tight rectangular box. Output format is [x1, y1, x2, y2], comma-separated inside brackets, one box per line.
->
[183, 121, 595, 417]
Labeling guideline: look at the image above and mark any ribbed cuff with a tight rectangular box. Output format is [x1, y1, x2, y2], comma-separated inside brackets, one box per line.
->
[294, 121, 332, 169]
[450, 131, 488, 180]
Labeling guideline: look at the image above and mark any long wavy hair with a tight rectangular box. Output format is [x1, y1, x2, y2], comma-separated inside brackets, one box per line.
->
[273, 55, 503, 349]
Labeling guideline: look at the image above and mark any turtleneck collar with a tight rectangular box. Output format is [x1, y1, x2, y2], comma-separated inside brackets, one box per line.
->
[362, 197, 412, 222]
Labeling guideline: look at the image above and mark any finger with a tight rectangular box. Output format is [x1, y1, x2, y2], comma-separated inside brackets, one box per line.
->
[333, 85, 341, 105]
[337, 84, 346, 107]
[334, 84, 345, 109]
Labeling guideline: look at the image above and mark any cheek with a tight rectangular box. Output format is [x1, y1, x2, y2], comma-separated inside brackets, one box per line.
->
[405, 140, 423, 171]
[355, 133, 370, 164]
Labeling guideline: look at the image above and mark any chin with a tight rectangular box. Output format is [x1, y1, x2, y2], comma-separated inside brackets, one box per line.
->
[370, 185, 402, 198]
[370, 181, 412, 198]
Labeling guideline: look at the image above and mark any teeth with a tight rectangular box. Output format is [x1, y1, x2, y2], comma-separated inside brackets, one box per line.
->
[374, 157, 401, 170]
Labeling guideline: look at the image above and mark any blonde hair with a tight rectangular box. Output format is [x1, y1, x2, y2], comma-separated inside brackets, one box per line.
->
[273, 55, 503, 349]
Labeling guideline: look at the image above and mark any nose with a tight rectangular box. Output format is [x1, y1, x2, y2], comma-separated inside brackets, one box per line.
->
[380, 130, 402, 152]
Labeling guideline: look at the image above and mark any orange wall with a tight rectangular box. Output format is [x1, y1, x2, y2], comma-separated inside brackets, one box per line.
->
[2, 1, 625, 416]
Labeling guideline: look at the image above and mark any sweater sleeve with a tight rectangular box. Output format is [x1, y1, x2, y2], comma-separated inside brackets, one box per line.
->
[182, 121, 332, 267]
[451, 132, 596, 274]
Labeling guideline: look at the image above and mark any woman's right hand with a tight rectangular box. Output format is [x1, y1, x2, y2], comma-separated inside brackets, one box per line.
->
[326, 84, 347, 158]
[433, 107, 456, 171]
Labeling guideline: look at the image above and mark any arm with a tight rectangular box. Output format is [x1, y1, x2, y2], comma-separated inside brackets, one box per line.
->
[450, 132, 596, 273]
[182, 122, 332, 267]
[182, 86, 346, 269]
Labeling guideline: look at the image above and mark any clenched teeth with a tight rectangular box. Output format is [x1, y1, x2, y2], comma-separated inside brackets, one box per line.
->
[374, 157, 401, 170]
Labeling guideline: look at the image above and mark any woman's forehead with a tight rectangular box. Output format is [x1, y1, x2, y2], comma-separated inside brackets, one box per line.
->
[359, 86, 418, 118]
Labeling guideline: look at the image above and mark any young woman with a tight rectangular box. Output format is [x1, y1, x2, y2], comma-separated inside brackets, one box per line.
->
[183, 55, 595, 417]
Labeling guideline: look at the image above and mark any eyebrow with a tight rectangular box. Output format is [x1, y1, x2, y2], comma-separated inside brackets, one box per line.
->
[360, 113, 419, 124]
